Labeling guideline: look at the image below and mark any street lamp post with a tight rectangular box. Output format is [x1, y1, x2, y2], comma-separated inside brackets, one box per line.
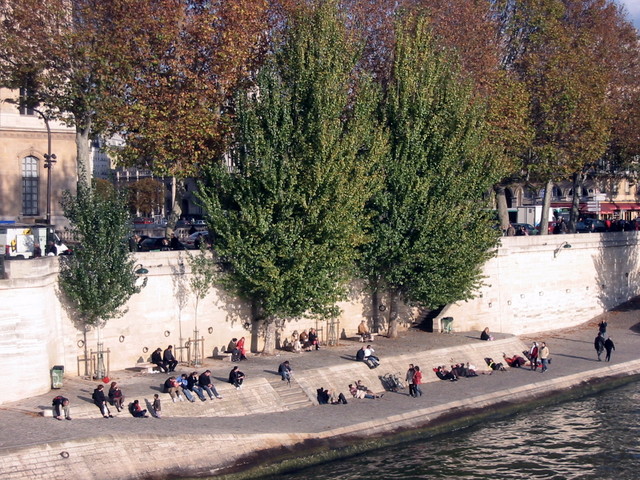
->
[34, 109, 57, 225]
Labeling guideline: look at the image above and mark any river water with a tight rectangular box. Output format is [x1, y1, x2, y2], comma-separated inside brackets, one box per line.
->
[260, 381, 640, 480]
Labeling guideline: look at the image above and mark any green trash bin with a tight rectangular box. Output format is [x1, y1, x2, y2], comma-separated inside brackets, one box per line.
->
[51, 365, 64, 389]
[441, 317, 454, 334]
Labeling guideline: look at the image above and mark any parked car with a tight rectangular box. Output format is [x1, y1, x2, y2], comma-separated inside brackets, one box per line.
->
[193, 219, 206, 226]
[183, 231, 209, 249]
[511, 223, 538, 235]
[576, 218, 606, 233]
[133, 217, 153, 225]
[139, 237, 169, 252]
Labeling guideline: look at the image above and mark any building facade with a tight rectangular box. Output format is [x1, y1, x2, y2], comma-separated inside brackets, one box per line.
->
[0, 87, 77, 228]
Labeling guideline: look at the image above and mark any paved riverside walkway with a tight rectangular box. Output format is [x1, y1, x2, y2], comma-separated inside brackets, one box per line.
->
[1, 300, 639, 479]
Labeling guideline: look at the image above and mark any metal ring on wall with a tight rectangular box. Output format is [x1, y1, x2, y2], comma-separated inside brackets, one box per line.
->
[208, 327, 213, 334]
[60, 451, 70, 459]
[119, 335, 125, 343]
[164, 330, 170, 337]
[142, 347, 148, 353]
[77, 340, 84, 348]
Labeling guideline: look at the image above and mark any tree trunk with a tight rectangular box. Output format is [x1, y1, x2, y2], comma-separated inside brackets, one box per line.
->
[539, 179, 553, 235]
[262, 321, 276, 355]
[569, 172, 581, 232]
[387, 289, 399, 338]
[371, 279, 381, 333]
[75, 123, 92, 187]
[494, 184, 510, 232]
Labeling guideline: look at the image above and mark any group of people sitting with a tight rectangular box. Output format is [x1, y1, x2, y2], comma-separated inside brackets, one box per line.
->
[433, 363, 479, 381]
[150, 345, 179, 373]
[316, 387, 348, 404]
[225, 337, 247, 362]
[163, 370, 224, 403]
[355, 344, 380, 368]
[348, 380, 384, 399]
[283, 329, 321, 353]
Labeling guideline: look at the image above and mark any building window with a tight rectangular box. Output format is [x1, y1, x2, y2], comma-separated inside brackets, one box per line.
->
[18, 86, 36, 116]
[22, 156, 39, 215]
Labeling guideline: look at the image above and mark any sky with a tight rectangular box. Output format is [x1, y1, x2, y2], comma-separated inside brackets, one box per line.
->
[618, 0, 640, 29]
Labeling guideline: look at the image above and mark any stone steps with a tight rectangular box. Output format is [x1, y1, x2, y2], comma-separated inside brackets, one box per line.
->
[267, 376, 314, 410]
[40, 338, 528, 420]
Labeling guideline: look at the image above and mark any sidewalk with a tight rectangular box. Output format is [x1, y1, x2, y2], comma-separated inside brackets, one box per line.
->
[1, 299, 639, 480]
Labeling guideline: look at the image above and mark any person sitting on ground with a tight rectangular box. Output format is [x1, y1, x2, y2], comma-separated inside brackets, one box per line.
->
[163, 345, 178, 372]
[228, 366, 245, 389]
[307, 328, 320, 351]
[299, 330, 309, 349]
[226, 338, 238, 354]
[278, 360, 292, 382]
[151, 347, 168, 373]
[355, 380, 378, 396]
[355, 346, 366, 363]
[92, 384, 112, 418]
[129, 399, 149, 418]
[187, 372, 207, 401]
[108, 381, 125, 412]
[317, 387, 330, 404]
[480, 327, 494, 341]
[52, 395, 71, 421]
[364, 345, 380, 368]
[328, 389, 348, 404]
[291, 333, 302, 353]
[198, 370, 223, 400]
[177, 374, 195, 402]
[164, 376, 184, 402]
[349, 383, 382, 399]
[503, 353, 527, 368]
[357, 320, 373, 342]
[434, 366, 458, 381]
[484, 357, 506, 372]
[466, 362, 478, 377]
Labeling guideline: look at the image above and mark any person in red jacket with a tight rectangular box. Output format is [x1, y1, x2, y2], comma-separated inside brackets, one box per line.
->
[412, 366, 423, 397]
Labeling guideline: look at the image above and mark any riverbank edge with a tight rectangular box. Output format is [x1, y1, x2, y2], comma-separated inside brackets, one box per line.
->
[207, 363, 640, 480]
[5, 360, 638, 480]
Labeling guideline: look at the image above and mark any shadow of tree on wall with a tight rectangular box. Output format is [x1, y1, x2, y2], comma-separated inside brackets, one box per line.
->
[170, 254, 189, 363]
[594, 232, 639, 312]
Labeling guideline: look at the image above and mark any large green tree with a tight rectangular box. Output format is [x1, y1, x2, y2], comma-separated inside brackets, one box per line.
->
[59, 181, 145, 377]
[359, 15, 503, 337]
[199, 0, 386, 354]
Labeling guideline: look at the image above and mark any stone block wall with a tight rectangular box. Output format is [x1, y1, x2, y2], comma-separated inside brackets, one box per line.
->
[1, 231, 638, 405]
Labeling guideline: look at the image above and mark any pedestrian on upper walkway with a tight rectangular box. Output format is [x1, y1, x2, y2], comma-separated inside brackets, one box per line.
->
[595, 332, 605, 361]
[539, 342, 550, 373]
[604, 337, 615, 362]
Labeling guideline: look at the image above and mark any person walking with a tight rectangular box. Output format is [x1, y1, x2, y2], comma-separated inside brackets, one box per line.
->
[594, 332, 606, 361]
[412, 366, 423, 397]
[152, 394, 162, 418]
[604, 336, 615, 362]
[539, 342, 550, 373]
[406, 364, 416, 398]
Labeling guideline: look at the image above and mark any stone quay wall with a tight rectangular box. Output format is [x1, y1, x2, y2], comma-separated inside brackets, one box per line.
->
[1, 231, 638, 405]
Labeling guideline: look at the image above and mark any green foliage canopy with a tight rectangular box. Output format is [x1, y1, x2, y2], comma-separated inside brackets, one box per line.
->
[359, 15, 503, 310]
[199, 0, 386, 323]
[59, 182, 145, 329]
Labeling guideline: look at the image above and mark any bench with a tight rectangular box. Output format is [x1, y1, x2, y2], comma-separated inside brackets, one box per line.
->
[211, 347, 231, 361]
[129, 362, 161, 373]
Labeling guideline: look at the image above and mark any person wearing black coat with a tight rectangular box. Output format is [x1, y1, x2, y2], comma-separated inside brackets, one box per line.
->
[92, 384, 112, 418]
[604, 337, 615, 362]
[151, 348, 168, 373]
[594, 333, 606, 361]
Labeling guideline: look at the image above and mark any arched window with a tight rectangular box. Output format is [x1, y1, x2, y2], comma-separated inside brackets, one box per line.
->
[22, 156, 39, 215]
